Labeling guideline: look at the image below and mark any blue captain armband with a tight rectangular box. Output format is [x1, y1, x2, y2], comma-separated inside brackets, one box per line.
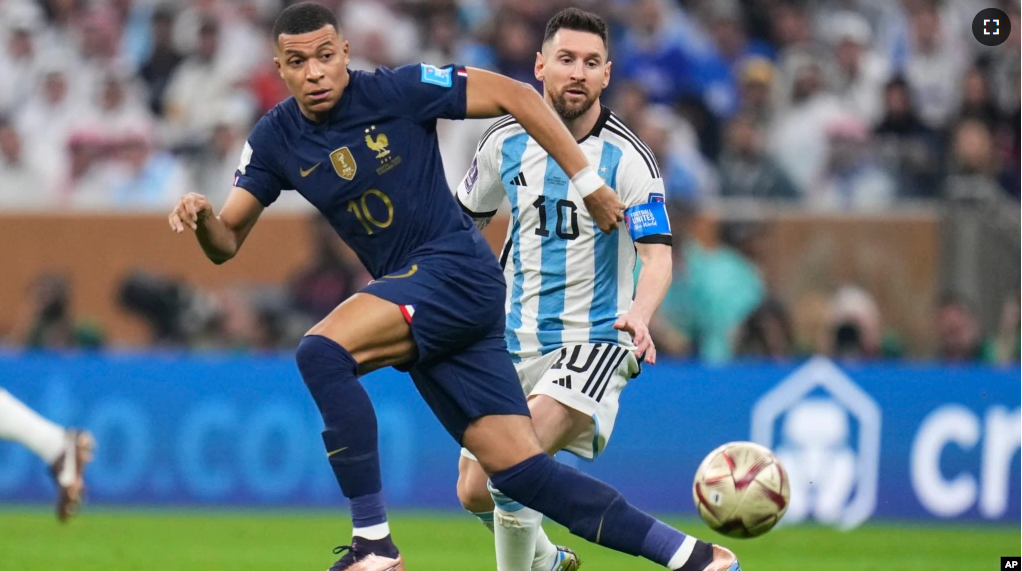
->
[625, 202, 671, 242]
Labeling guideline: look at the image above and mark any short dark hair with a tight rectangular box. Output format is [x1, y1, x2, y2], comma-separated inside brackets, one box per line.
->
[273, 2, 339, 40]
[543, 7, 609, 51]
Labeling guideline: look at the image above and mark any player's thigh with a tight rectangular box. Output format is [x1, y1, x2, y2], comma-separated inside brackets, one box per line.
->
[528, 394, 592, 455]
[456, 453, 494, 512]
[409, 324, 531, 443]
[305, 292, 416, 374]
[526, 343, 638, 459]
[515, 349, 597, 453]
[462, 414, 545, 476]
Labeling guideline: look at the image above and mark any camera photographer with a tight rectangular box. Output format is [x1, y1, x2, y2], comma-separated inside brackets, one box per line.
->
[7, 274, 103, 350]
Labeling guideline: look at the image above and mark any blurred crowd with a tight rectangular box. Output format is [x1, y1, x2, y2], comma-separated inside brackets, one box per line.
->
[5, 214, 374, 352]
[4, 212, 1019, 364]
[0, 0, 1018, 363]
[645, 217, 1020, 364]
[0, 0, 1018, 211]
[7, 262, 1019, 365]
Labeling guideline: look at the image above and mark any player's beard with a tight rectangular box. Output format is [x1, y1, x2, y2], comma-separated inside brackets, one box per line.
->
[552, 84, 598, 120]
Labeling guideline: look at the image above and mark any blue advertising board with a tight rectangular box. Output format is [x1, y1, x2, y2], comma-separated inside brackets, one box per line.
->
[0, 353, 1017, 527]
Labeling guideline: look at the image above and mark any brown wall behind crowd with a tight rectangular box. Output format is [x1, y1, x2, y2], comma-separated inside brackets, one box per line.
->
[0, 212, 939, 354]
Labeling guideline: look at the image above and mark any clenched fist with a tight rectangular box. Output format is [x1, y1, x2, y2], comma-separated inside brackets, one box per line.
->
[168, 193, 213, 233]
[583, 185, 626, 234]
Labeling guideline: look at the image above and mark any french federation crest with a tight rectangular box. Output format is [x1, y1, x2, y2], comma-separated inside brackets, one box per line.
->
[330, 147, 357, 180]
[364, 126, 390, 159]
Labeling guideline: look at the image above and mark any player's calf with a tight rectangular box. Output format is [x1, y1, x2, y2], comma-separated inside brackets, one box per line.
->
[465, 415, 734, 571]
[295, 335, 399, 562]
[460, 438, 570, 571]
[485, 397, 591, 571]
[489, 452, 726, 570]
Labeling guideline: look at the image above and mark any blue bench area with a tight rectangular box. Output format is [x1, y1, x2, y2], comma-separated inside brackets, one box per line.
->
[0, 353, 1017, 526]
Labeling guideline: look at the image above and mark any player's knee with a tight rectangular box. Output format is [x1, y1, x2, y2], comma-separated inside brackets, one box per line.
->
[294, 335, 322, 383]
[456, 467, 493, 513]
[295, 335, 355, 390]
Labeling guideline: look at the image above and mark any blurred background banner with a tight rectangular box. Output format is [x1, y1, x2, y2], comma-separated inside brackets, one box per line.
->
[1, 354, 1017, 525]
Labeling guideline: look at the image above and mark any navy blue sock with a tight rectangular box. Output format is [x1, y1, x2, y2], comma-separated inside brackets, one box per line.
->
[642, 521, 685, 564]
[296, 335, 387, 529]
[490, 454, 711, 569]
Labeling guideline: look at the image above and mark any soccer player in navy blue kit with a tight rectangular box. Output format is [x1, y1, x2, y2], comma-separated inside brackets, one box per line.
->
[168, 4, 739, 571]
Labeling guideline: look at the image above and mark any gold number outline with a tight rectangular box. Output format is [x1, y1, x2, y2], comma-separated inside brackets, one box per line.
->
[347, 189, 394, 234]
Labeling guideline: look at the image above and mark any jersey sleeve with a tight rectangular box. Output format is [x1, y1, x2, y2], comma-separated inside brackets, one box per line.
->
[372, 63, 468, 123]
[234, 113, 287, 207]
[455, 131, 506, 229]
[618, 154, 672, 245]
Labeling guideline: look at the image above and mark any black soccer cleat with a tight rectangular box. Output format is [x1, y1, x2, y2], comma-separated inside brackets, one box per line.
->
[328, 536, 403, 571]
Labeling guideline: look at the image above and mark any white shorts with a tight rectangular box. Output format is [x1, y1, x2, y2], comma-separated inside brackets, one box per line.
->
[461, 343, 639, 461]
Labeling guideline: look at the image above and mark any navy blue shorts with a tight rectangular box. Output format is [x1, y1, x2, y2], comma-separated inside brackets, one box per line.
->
[362, 255, 530, 443]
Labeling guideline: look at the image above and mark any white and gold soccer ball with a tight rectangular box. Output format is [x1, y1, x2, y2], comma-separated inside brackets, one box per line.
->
[692, 441, 790, 538]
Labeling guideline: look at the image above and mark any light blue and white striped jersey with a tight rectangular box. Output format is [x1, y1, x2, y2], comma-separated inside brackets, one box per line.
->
[456, 106, 671, 360]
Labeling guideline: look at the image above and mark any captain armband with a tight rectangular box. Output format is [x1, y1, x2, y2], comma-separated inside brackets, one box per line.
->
[625, 202, 671, 243]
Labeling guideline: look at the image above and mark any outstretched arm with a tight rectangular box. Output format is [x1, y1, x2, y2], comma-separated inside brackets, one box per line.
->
[614, 242, 673, 364]
[464, 68, 624, 233]
[168, 188, 264, 265]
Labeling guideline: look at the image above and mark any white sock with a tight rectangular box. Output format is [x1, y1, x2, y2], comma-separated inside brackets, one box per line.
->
[475, 506, 556, 571]
[352, 521, 390, 540]
[530, 527, 559, 571]
[0, 388, 65, 464]
[667, 536, 697, 569]
[494, 503, 541, 571]
[489, 481, 562, 571]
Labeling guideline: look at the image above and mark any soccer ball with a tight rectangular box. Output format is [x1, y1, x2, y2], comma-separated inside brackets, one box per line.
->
[692, 441, 790, 538]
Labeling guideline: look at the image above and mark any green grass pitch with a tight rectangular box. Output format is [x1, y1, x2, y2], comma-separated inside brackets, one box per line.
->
[0, 507, 1016, 570]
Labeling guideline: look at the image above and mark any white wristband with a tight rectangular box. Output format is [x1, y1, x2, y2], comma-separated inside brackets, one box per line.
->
[571, 166, 604, 198]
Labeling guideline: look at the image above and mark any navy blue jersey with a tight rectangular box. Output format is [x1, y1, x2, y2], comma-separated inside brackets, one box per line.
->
[235, 63, 494, 279]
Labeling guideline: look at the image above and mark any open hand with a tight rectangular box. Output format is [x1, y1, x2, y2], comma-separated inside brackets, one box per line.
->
[614, 312, 656, 364]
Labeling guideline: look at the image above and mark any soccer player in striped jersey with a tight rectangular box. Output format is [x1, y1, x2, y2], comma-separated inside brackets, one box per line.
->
[455, 8, 740, 571]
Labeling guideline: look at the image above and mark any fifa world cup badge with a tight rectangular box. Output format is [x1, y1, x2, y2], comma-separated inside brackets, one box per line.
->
[330, 147, 357, 180]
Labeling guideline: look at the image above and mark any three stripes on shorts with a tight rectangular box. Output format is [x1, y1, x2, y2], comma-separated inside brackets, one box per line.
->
[549, 344, 629, 403]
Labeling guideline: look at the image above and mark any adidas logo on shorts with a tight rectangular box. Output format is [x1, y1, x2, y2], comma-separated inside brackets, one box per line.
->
[551, 376, 572, 389]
